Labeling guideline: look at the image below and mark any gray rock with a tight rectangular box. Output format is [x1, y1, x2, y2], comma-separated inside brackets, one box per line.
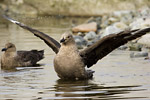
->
[128, 43, 143, 51]
[77, 32, 85, 37]
[130, 51, 148, 58]
[118, 45, 128, 50]
[113, 22, 128, 30]
[138, 34, 150, 47]
[87, 41, 94, 47]
[87, 17, 102, 26]
[129, 18, 150, 30]
[101, 25, 122, 37]
[107, 17, 119, 25]
[84, 31, 97, 40]
[140, 8, 150, 17]
[87, 36, 100, 47]
[73, 35, 87, 49]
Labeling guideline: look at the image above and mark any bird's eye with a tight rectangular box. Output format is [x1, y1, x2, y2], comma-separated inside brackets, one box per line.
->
[8, 46, 12, 48]
[67, 36, 70, 38]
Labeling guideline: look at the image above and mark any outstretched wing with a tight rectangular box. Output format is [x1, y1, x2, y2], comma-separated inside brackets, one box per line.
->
[2, 15, 60, 54]
[80, 28, 150, 68]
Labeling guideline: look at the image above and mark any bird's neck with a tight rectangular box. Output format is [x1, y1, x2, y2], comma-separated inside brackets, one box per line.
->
[60, 42, 79, 54]
[4, 51, 17, 58]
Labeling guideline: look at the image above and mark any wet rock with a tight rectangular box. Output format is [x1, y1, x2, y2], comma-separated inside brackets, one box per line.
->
[129, 18, 150, 30]
[73, 35, 87, 49]
[113, 22, 128, 30]
[128, 43, 143, 51]
[77, 32, 85, 37]
[87, 41, 94, 47]
[101, 21, 128, 38]
[113, 10, 134, 24]
[118, 45, 128, 50]
[101, 15, 109, 29]
[130, 51, 148, 58]
[84, 31, 97, 41]
[107, 17, 119, 25]
[101, 25, 122, 37]
[72, 22, 97, 33]
[86, 36, 100, 47]
[138, 34, 150, 47]
[139, 7, 150, 17]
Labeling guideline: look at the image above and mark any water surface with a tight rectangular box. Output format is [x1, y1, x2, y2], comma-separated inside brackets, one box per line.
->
[0, 16, 150, 100]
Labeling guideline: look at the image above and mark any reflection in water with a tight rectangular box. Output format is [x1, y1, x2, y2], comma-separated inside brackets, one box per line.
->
[39, 79, 145, 100]
[0, 16, 150, 100]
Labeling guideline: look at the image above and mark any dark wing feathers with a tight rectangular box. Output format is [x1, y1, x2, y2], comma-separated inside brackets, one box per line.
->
[17, 50, 44, 64]
[80, 28, 150, 68]
[3, 15, 60, 54]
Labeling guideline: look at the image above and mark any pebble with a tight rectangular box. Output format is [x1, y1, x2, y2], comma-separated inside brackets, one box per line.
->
[101, 25, 122, 37]
[73, 35, 87, 49]
[84, 31, 97, 40]
[72, 22, 97, 33]
[138, 34, 150, 47]
[128, 43, 143, 51]
[118, 45, 128, 50]
[130, 51, 149, 58]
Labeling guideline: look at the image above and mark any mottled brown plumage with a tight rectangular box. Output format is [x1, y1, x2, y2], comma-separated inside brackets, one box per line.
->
[3, 15, 150, 79]
[1, 43, 44, 69]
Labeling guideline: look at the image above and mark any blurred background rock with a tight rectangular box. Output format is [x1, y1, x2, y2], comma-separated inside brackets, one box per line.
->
[0, 0, 150, 17]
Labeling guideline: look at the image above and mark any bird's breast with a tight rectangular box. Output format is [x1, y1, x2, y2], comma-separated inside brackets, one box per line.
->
[54, 50, 85, 76]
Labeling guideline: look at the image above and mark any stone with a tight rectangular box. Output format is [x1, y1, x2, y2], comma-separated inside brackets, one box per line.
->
[84, 31, 97, 40]
[73, 35, 87, 49]
[129, 18, 150, 30]
[72, 22, 97, 33]
[113, 22, 128, 30]
[130, 51, 148, 58]
[101, 25, 122, 37]
[108, 17, 118, 24]
[86, 17, 102, 26]
[128, 43, 143, 51]
[77, 32, 85, 37]
[138, 34, 150, 47]
[118, 45, 128, 50]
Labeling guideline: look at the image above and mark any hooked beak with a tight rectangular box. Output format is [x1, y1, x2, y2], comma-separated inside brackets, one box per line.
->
[1, 48, 7, 52]
[60, 38, 65, 43]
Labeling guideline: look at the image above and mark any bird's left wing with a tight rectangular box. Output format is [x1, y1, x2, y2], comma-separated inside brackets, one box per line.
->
[80, 28, 150, 68]
[2, 15, 60, 54]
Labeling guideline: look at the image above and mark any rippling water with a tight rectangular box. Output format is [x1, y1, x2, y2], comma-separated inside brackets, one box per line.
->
[0, 16, 150, 100]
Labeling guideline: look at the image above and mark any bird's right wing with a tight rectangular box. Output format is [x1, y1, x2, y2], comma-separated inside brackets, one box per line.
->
[3, 15, 60, 54]
[80, 28, 150, 68]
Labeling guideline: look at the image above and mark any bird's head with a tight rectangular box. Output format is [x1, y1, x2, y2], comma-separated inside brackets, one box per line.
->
[2, 43, 16, 52]
[60, 32, 75, 45]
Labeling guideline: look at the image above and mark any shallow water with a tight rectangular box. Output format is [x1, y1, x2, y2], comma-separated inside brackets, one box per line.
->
[0, 16, 150, 100]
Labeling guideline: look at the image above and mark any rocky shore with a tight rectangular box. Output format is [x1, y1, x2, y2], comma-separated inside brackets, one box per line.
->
[71, 8, 150, 58]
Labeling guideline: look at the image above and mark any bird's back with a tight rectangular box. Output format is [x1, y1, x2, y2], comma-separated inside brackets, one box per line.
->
[17, 50, 44, 66]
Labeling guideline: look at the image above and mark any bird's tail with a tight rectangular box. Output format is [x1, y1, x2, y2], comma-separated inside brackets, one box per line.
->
[31, 50, 44, 61]
[86, 70, 95, 79]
